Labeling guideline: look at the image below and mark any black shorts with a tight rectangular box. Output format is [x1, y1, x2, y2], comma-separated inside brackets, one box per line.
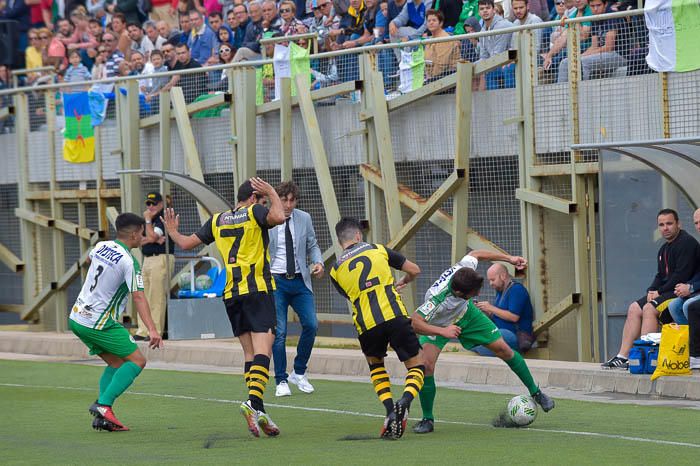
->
[358, 316, 421, 362]
[224, 292, 276, 337]
[635, 291, 676, 312]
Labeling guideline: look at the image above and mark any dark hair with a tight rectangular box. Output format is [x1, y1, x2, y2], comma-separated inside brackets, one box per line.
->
[208, 11, 223, 20]
[276, 181, 300, 200]
[115, 213, 145, 235]
[126, 21, 142, 30]
[478, 0, 495, 6]
[335, 217, 363, 244]
[425, 8, 444, 23]
[450, 267, 484, 296]
[150, 49, 163, 58]
[113, 12, 127, 23]
[88, 18, 101, 25]
[512, 0, 528, 4]
[175, 42, 190, 50]
[233, 3, 248, 13]
[68, 49, 81, 58]
[237, 179, 262, 202]
[658, 208, 679, 222]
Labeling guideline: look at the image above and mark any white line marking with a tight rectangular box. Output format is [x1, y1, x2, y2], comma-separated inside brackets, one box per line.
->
[2, 382, 699, 448]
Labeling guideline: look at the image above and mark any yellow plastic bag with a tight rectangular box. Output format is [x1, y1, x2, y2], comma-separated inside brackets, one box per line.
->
[650, 324, 691, 380]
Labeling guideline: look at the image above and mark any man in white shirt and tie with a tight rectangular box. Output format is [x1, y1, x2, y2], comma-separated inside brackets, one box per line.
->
[270, 181, 324, 396]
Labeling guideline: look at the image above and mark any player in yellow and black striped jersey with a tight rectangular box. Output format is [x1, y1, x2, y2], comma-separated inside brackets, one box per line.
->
[163, 178, 286, 438]
[329, 217, 425, 440]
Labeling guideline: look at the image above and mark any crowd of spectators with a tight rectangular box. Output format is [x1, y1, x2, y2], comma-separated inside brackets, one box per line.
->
[0, 0, 649, 106]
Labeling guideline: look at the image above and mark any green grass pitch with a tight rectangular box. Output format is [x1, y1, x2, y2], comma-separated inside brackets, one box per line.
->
[1, 360, 699, 465]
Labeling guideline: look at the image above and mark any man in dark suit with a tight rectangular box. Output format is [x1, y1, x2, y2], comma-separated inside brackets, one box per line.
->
[270, 181, 324, 396]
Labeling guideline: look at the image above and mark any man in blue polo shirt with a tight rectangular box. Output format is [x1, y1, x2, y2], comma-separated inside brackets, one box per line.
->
[473, 263, 535, 355]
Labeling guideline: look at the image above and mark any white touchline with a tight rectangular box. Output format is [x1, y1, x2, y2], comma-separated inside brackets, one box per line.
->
[2, 382, 699, 449]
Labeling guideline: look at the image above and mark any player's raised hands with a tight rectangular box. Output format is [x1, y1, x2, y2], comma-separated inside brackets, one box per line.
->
[161, 208, 180, 234]
[250, 177, 275, 197]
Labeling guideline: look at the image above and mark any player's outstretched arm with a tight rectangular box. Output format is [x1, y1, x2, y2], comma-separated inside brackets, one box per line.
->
[161, 208, 203, 250]
[132, 291, 163, 349]
[395, 259, 420, 291]
[468, 250, 528, 271]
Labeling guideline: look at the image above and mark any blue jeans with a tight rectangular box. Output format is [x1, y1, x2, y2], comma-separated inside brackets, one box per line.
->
[472, 328, 518, 357]
[485, 63, 516, 90]
[667, 295, 700, 325]
[272, 274, 318, 384]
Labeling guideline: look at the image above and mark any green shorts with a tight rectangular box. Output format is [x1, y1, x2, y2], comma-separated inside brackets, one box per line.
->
[69, 319, 138, 358]
[418, 301, 502, 350]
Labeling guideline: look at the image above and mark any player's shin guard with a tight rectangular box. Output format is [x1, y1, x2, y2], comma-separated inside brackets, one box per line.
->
[369, 363, 394, 415]
[248, 354, 271, 412]
[244, 360, 253, 390]
[99, 366, 117, 398]
[505, 351, 539, 396]
[98, 361, 143, 406]
[401, 365, 425, 404]
[418, 375, 436, 420]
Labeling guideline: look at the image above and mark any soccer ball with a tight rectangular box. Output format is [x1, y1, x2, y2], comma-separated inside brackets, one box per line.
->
[506, 395, 538, 427]
[195, 274, 213, 290]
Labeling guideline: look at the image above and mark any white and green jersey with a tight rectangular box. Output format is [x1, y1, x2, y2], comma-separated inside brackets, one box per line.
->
[414, 254, 478, 327]
[69, 240, 143, 330]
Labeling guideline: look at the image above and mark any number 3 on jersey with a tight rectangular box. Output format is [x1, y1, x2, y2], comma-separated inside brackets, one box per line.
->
[220, 228, 245, 264]
[89, 265, 104, 292]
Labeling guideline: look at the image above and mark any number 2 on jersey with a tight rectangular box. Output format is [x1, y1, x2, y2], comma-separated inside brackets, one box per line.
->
[221, 228, 245, 264]
[349, 256, 380, 291]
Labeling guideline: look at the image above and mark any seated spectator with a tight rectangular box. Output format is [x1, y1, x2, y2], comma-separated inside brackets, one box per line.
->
[602, 209, 700, 369]
[389, 0, 431, 42]
[188, 9, 218, 64]
[56, 18, 75, 46]
[423, 9, 459, 81]
[209, 41, 236, 91]
[452, 0, 478, 35]
[473, 263, 535, 355]
[207, 11, 224, 34]
[110, 12, 134, 56]
[226, 8, 239, 30]
[667, 209, 700, 325]
[217, 23, 236, 47]
[92, 45, 109, 80]
[88, 18, 105, 38]
[684, 291, 700, 370]
[330, 0, 366, 46]
[102, 31, 126, 78]
[231, 3, 251, 49]
[161, 42, 178, 68]
[510, 0, 542, 53]
[142, 49, 170, 94]
[150, 0, 179, 28]
[25, 29, 44, 84]
[279, 0, 309, 37]
[157, 19, 183, 44]
[339, 0, 379, 49]
[233, 1, 265, 61]
[64, 49, 92, 85]
[261, 0, 283, 31]
[540, 0, 591, 81]
[142, 20, 167, 56]
[128, 22, 150, 56]
[130, 50, 147, 75]
[65, 12, 99, 55]
[160, 43, 207, 103]
[44, 29, 69, 73]
[476, 0, 513, 90]
[460, 16, 480, 63]
[557, 0, 626, 82]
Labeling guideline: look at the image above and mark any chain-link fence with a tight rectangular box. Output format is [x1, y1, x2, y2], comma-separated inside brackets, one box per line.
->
[1, 9, 697, 338]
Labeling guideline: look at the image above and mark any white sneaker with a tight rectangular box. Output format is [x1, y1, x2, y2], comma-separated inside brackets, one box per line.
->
[288, 372, 314, 393]
[690, 356, 700, 370]
[275, 381, 292, 397]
